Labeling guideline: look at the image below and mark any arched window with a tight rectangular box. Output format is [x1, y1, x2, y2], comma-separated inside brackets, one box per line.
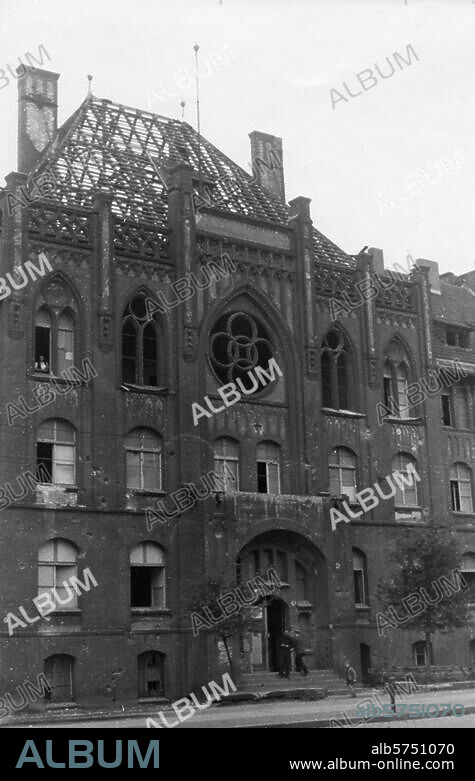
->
[256, 441, 281, 494]
[34, 308, 52, 373]
[392, 453, 419, 507]
[122, 295, 160, 386]
[34, 283, 77, 376]
[57, 311, 75, 374]
[130, 542, 166, 608]
[38, 539, 78, 608]
[450, 463, 473, 513]
[44, 654, 75, 702]
[36, 419, 76, 485]
[295, 561, 308, 601]
[461, 553, 475, 602]
[137, 651, 165, 697]
[321, 330, 352, 410]
[125, 428, 162, 491]
[214, 437, 240, 489]
[329, 447, 357, 502]
[382, 340, 412, 419]
[352, 548, 368, 607]
[413, 640, 433, 667]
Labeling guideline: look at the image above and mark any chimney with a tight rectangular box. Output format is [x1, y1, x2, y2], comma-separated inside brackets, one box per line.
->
[367, 246, 384, 274]
[249, 130, 285, 202]
[17, 66, 59, 173]
[416, 258, 441, 294]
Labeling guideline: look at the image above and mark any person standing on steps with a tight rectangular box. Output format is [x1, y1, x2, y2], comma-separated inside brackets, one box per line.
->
[293, 630, 308, 676]
[344, 659, 357, 697]
[381, 661, 397, 714]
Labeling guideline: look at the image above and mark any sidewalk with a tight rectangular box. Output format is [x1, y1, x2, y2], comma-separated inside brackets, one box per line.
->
[4, 681, 475, 728]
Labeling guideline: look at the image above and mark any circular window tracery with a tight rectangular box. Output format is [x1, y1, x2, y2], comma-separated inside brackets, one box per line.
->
[209, 312, 274, 386]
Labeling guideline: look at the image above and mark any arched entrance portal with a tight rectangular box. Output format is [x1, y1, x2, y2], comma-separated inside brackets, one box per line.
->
[237, 530, 328, 673]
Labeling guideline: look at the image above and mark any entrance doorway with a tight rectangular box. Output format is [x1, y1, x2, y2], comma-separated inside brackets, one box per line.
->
[267, 598, 287, 672]
[360, 643, 371, 683]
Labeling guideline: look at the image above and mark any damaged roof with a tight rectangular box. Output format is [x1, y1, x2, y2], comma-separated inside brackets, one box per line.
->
[25, 94, 353, 265]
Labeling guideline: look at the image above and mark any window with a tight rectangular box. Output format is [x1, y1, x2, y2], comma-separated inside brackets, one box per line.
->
[461, 554, 475, 602]
[34, 309, 52, 372]
[44, 655, 75, 702]
[130, 542, 166, 608]
[256, 441, 281, 494]
[413, 641, 433, 667]
[34, 306, 75, 375]
[329, 447, 357, 502]
[446, 328, 469, 348]
[453, 386, 470, 429]
[450, 463, 473, 513]
[441, 393, 453, 426]
[392, 453, 419, 507]
[57, 312, 74, 374]
[125, 428, 162, 491]
[321, 330, 352, 410]
[214, 437, 239, 489]
[353, 548, 368, 607]
[138, 651, 165, 698]
[38, 539, 78, 608]
[295, 561, 308, 601]
[122, 295, 160, 386]
[36, 420, 76, 485]
[209, 312, 274, 388]
[382, 341, 413, 419]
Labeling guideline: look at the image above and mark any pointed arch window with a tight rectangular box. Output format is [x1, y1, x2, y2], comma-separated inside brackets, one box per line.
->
[321, 330, 352, 410]
[122, 295, 160, 386]
[383, 341, 413, 419]
[34, 303, 76, 375]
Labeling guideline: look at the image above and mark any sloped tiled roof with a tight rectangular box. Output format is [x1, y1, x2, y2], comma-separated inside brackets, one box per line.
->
[24, 94, 353, 264]
[432, 281, 475, 329]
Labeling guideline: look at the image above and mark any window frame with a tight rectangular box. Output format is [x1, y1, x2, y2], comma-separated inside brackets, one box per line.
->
[121, 295, 161, 388]
[321, 329, 353, 411]
[392, 453, 420, 508]
[256, 441, 281, 495]
[34, 305, 76, 376]
[38, 539, 79, 610]
[213, 437, 240, 490]
[329, 447, 357, 503]
[130, 542, 166, 610]
[36, 419, 76, 486]
[352, 548, 369, 608]
[450, 463, 473, 513]
[125, 428, 163, 493]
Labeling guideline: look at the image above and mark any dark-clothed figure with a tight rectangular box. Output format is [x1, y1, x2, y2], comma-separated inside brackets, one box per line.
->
[344, 659, 357, 697]
[382, 663, 397, 713]
[293, 630, 308, 675]
[278, 630, 294, 678]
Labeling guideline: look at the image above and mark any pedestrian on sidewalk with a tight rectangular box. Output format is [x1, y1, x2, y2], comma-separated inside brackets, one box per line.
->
[344, 659, 357, 697]
[293, 630, 308, 675]
[382, 662, 397, 714]
[278, 629, 294, 678]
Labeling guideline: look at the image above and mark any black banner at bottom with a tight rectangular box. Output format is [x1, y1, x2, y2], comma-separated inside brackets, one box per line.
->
[0, 727, 466, 774]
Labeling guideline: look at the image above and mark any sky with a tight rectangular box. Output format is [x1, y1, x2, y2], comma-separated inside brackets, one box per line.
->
[0, 0, 474, 276]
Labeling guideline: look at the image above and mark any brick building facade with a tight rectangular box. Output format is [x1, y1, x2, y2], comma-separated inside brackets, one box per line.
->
[0, 67, 474, 709]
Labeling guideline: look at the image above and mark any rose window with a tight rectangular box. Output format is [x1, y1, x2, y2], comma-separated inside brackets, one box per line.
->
[209, 312, 274, 386]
